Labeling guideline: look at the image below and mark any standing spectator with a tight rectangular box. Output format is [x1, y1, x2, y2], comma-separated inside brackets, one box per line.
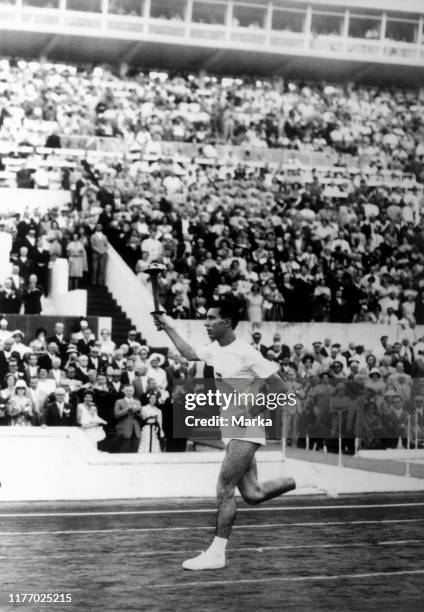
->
[98, 328, 116, 356]
[32, 238, 50, 296]
[8, 381, 33, 426]
[10, 265, 26, 311]
[138, 391, 165, 453]
[113, 385, 142, 453]
[23, 275, 43, 314]
[90, 224, 108, 286]
[246, 285, 264, 323]
[80, 403, 107, 447]
[44, 387, 77, 426]
[16, 246, 33, 282]
[47, 322, 69, 364]
[0, 279, 19, 314]
[66, 232, 87, 290]
[250, 332, 267, 357]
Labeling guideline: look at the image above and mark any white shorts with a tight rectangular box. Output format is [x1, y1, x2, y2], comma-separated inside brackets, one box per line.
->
[222, 436, 265, 446]
[220, 408, 266, 446]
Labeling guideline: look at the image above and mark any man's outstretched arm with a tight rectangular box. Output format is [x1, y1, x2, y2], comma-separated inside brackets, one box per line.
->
[152, 313, 199, 361]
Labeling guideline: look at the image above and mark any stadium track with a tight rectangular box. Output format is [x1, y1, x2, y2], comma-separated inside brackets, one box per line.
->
[1, 492, 424, 611]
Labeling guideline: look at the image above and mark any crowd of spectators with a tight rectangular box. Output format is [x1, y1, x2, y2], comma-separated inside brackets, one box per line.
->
[1, 57, 424, 454]
[0, 59, 424, 324]
[1, 58, 424, 165]
[1, 317, 424, 453]
[249, 330, 424, 452]
[0, 318, 180, 452]
[1, 155, 424, 324]
[0, 206, 110, 296]
[0, 214, 50, 315]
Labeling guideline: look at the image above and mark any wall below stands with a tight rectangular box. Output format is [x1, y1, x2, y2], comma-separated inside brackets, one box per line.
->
[0, 188, 70, 214]
[173, 321, 424, 352]
[0, 428, 422, 501]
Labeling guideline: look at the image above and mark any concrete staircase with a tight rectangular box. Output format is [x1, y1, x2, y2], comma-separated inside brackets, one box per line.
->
[87, 285, 132, 346]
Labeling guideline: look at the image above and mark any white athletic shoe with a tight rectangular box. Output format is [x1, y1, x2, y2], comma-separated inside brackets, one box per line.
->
[296, 463, 339, 498]
[182, 551, 226, 571]
[309, 464, 339, 498]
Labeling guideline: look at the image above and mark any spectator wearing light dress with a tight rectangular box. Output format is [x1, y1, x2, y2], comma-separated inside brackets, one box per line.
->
[138, 391, 165, 454]
[66, 232, 87, 290]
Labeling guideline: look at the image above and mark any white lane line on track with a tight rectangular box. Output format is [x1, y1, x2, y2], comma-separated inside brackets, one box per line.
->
[1, 518, 423, 536]
[152, 569, 424, 590]
[1, 502, 424, 518]
[2, 540, 422, 560]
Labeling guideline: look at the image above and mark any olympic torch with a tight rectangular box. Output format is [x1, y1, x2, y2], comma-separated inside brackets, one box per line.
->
[145, 262, 166, 316]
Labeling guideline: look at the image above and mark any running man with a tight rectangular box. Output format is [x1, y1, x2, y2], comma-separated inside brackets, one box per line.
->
[153, 300, 337, 571]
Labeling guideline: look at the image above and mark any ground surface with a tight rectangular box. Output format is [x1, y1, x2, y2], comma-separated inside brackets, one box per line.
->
[1, 493, 424, 611]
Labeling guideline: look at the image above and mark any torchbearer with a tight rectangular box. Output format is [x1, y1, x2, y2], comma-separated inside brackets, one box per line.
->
[152, 298, 338, 571]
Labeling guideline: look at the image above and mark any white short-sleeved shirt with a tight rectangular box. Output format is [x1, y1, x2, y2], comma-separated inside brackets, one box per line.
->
[197, 337, 278, 382]
[196, 338, 279, 445]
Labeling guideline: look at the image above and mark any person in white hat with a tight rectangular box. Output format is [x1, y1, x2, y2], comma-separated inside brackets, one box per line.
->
[146, 353, 167, 389]
[134, 345, 150, 370]
[11, 331, 29, 359]
[98, 328, 116, 356]
[8, 380, 33, 426]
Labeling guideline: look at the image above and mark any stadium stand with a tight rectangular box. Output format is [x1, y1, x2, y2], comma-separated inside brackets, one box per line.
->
[0, 58, 424, 453]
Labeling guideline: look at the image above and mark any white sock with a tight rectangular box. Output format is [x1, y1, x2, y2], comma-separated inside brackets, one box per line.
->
[207, 536, 228, 556]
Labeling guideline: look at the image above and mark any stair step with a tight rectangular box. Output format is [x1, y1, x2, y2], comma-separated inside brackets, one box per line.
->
[87, 284, 136, 340]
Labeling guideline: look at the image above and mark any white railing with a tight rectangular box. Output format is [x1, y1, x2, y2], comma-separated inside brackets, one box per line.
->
[0, 3, 423, 67]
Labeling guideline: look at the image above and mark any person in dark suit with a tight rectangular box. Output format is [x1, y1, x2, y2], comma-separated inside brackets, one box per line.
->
[21, 227, 38, 258]
[0, 347, 9, 381]
[10, 264, 26, 311]
[0, 279, 19, 314]
[120, 357, 137, 386]
[23, 275, 43, 315]
[44, 387, 77, 426]
[114, 385, 142, 452]
[32, 238, 50, 296]
[38, 342, 60, 371]
[165, 352, 188, 389]
[47, 322, 69, 363]
[77, 328, 95, 355]
[74, 355, 90, 384]
[16, 246, 33, 282]
[88, 345, 108, 373]
[93, 373, 117, 443]
[250, 332, 268, 357]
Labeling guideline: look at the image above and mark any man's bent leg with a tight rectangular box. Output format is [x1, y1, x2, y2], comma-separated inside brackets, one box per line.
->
[238, 456, 295, 505]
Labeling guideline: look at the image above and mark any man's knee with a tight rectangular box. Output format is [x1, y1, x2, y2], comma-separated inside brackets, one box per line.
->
[239, 485, 263, 505]
[217, 476, 237, 501]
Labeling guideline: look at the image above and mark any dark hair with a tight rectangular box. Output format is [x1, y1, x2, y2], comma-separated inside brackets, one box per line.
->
[211, 299, 240, 329]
